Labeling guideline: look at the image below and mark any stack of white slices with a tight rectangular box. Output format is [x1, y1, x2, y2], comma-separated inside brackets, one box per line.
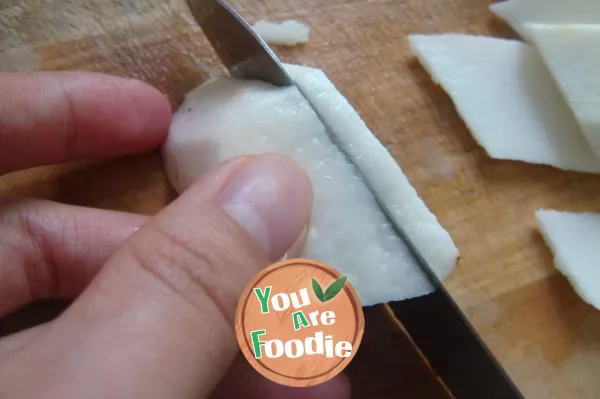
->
[410, 0, 600, 310]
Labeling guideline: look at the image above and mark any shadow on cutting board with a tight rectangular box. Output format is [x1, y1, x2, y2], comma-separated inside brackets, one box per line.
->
[0, 302, 451, 398]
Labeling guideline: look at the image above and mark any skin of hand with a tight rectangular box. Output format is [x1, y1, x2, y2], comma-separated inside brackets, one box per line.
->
[0, 72, 351, 399]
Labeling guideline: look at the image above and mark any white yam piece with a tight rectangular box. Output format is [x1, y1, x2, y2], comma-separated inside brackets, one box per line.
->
[536, 210, 600, 311]
[408, 34, 600, 174]
[251, 20, 310, 46]
[490, 0, 600, 41]
[525, 23, 600, 159]
[163, 64, 459, 306]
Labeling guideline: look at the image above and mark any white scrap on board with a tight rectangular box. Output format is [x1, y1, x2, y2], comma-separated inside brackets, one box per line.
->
[525, 23, 600, 159]
[490, 0, 600, 41]
[251, 20, 310, 46]
[408, 34, 600, 174]
[536, 210, 600, 311]
[163, 64, 459, 306]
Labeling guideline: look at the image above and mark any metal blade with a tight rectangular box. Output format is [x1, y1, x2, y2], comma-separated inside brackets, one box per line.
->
[389, 292, 524, 398]
[186, 0, 293, 86]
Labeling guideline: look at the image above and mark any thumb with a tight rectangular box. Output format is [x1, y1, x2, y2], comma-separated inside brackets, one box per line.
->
[0, 155, 312, 398]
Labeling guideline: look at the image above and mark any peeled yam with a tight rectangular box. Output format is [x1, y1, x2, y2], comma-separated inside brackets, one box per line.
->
[536, 210, 600, 311]
[525, 23, 600, 159]
[251, 20, 310, 46]
[163, 64, 459, 306]
[409, 34, 600, 174]
[490, 0, 600, 41]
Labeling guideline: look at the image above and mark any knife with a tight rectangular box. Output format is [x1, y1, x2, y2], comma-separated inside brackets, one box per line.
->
[185, 1, 525, 397]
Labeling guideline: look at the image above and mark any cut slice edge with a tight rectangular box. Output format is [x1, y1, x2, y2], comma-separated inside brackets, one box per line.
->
[536, 209, 600, 311]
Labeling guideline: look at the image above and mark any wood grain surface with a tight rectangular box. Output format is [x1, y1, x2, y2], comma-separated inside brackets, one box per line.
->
[1, 0, 600, 398]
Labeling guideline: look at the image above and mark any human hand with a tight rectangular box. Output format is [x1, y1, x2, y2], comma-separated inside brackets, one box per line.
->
[0, 72, 350, 398]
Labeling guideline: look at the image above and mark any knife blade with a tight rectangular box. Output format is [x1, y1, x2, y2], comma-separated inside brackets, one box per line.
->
[185, 0, 293, 86]
[185, 1, 525, 397]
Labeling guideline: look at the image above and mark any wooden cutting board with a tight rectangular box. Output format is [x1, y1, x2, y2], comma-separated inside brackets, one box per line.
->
[2, 0, 600, 397]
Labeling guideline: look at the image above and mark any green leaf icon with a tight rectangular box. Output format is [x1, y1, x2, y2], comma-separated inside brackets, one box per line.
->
[323, 276, 347, 302]
[312, 279, 325, 302]
[313, 277, 348, 303]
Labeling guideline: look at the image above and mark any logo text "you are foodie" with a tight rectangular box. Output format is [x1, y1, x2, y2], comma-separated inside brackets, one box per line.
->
[235, 259, 364, 387]
[250, 277, 352, 360]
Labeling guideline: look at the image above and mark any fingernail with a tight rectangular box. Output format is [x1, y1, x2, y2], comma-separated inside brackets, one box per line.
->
[219, 155, 312, 261]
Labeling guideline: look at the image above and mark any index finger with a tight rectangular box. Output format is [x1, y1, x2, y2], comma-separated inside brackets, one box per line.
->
[0, 71, 171, 174]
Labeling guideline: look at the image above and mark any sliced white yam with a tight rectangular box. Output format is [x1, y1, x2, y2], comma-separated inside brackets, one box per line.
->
[525, 23, 600, 159]
[490, 0, 600, 41]
[536, 210, 600, 311]
[163, 64, 459, 306]
[408, 34, 600, 174]
[286, 64, 458, 278]
[251, 20, 310, 46]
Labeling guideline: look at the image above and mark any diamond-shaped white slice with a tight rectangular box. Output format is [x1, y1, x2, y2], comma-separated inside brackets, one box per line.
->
[409, 34, 600, 174]
[490, 0, 600, 41]
[536, 210, 600, 311]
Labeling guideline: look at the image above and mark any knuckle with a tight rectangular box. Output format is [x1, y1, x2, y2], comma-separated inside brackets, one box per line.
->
[1, 199, 60, 299]
[126, 221, 235, 322]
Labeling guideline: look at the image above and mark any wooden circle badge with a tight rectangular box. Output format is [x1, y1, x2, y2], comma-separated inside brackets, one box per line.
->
[235, 258, 365, 387]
